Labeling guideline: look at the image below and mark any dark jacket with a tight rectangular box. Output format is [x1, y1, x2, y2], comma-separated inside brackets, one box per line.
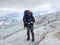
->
[23, 14, 35, 27]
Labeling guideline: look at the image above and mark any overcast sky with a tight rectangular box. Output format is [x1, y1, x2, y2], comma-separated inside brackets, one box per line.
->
[0, 0, 51, 9]
[0, 0, 60, 9]
[0, 0, 60, 15]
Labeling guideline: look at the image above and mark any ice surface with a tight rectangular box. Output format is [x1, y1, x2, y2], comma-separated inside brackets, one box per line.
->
[0, 11, 60, 45]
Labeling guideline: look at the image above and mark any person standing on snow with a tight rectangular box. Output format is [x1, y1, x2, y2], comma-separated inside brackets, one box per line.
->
[23, 10, 35, 42]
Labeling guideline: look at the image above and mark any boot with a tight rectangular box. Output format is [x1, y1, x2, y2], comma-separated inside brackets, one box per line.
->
[26, 37, 30, 41]
[32, 38, 34, 42]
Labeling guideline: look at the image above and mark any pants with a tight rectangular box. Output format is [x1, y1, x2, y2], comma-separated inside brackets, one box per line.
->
[27, 25, 34, 40]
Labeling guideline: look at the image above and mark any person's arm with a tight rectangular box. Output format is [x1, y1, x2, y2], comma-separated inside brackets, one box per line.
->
[23, 16, 24, 22]
[31, 12, 35, 23]
[23, 16, 26, 22]
[23, 16, 27, 28]
[30, 16, 35, 24]
[32, 16, 35, 23]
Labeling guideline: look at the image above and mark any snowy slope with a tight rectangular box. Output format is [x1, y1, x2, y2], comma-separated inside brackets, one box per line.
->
[0, 26, 48, 45]
[0, 11, 60, 45]
[38, 21, 60, 45]
[38, 11, 60, 45]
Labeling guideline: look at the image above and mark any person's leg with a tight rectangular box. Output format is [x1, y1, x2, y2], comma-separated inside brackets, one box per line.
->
[31, 30, 34, 42]
[27, 28, 30, 41]
[31, 28, 34, 42]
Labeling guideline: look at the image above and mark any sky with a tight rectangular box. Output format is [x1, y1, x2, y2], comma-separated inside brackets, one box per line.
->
[0, 0, 60, 15]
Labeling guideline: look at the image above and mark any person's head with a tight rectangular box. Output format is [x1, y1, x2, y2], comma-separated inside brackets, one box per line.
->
[27, 11, 31, 16]
[24, 10, 32, 16]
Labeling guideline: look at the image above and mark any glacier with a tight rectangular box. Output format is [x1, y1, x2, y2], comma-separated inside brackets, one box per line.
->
[0, 11, 60, 45]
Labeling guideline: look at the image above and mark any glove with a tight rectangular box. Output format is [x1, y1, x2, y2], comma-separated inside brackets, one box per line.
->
[31, 21, 34, 24]
[28, 22, 30, 24]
